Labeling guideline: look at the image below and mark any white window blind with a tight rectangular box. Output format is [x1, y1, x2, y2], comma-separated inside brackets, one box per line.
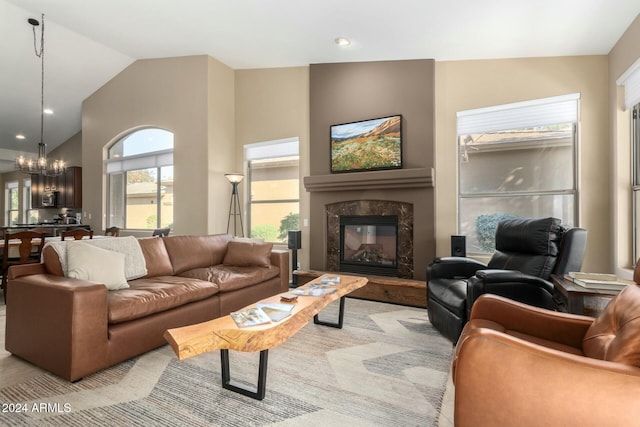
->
[245, 137, 299, 161]
[457, 93, 580, 135]
[105, 149, 173, 173]
[617, 58, 640, 111]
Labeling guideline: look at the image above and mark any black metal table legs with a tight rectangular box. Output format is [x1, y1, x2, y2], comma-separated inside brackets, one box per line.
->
[220, 348, 269, 400]
[219, 297, 346, 400]
[313, 296, 346, 328]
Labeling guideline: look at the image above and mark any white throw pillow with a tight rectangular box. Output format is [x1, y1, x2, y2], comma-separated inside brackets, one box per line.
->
[66, 241, 129, 290]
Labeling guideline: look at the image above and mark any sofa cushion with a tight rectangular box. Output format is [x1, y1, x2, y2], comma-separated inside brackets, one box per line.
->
[137, 237, 174, 277]
[107, 276, 220, 324]
[163, 234, 232, 275]
[222, 240, 273, 268]
[67, 241, 130, 290]
[179, 265, 280, 292]
[43, 236, 148, 280]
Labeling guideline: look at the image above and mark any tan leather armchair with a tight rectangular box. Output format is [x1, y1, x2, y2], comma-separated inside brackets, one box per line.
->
[452, 283, 640, 427]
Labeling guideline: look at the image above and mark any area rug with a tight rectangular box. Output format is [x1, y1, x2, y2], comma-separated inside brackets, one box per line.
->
[0, 298, 453, 426]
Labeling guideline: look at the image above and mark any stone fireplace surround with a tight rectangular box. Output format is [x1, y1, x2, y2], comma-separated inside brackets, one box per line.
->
[327, 200, 413, 278]
[304, 167, 434, 280]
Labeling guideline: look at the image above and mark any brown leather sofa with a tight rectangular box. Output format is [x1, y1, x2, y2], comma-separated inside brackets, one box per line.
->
[5, 234, 289, 381]
[451, 273, 640, 426]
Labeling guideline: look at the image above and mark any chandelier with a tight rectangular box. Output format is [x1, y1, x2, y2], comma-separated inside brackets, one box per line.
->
[15, 14, 65, 176]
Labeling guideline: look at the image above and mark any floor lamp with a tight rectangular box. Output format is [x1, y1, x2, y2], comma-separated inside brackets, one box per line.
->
[225, 173, 244, 237]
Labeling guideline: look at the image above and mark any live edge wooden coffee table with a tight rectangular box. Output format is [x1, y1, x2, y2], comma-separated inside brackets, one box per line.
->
[164, 274, 368, 400]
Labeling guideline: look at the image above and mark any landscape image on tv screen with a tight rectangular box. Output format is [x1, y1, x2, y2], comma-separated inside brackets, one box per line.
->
[330, 115, 402, 173]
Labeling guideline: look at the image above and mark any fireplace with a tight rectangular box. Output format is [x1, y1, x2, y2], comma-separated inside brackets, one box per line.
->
[340, 215, 398, 277]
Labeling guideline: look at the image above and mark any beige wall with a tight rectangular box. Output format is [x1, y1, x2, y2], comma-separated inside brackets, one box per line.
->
[48, 131, 82, 168]
[82, 55, 234, 236]
[234, 67, 310, 264]
[609, 14, 640, 278]
[435, 56, 610, 272]
[207, 57, 236, 233]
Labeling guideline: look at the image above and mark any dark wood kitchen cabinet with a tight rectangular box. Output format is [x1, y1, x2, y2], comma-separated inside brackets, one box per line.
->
[61, 167, 82, 208]
[31, 166, 82, 209]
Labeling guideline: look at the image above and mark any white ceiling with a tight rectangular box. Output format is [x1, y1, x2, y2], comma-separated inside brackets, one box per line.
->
[1, 0, 639, 173]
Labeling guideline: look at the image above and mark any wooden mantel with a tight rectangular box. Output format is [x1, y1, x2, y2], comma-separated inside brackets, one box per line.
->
[303, 167, 434, 192]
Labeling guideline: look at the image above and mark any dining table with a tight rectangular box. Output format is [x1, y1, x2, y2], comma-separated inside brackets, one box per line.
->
[0, 234, 105, 257]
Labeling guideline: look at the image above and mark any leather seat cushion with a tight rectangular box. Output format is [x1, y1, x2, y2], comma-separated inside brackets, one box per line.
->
[179, 265, 280, 292]
[427, 278, 467, 317]
[137, 237, 174, 277]
[108, 276, 220, 324]
[163, 234, 232, 275]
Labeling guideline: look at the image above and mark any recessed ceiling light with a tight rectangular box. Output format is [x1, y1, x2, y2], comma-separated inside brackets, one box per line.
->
[44, 108, 53, 114]
[16, 134, 26, 140]
[335, 37, 351, 47]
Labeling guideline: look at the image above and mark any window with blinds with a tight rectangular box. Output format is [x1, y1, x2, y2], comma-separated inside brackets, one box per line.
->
[245, 137, 299, 244]
[6, 181, 19, 226]
[105, 128, 174, 231]
[456, 94, 580, 254]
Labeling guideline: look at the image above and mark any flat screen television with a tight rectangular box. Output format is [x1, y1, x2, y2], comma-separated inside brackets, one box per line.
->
[330, 115, 402, 173]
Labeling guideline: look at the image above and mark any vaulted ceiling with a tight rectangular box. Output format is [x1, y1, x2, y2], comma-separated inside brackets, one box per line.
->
[1, 0, 639, 172]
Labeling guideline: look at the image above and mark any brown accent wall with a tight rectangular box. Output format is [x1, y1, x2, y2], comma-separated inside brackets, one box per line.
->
[306, 59, 435, 280]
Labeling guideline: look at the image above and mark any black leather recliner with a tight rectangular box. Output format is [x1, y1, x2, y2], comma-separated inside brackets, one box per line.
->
[426, 217, 587, 343]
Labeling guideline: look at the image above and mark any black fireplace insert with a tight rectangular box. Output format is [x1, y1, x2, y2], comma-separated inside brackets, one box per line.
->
[339, 215, 398, 277]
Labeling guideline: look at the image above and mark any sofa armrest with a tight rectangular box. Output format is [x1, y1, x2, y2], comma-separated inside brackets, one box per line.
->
[5, 274, 109, 381]
[270, 249, 290, 291]
[427, 257, 487, 280]
[471, 269, 555, 294]
[466, 269, 556, 312]
[467, 294, 594, 348]
[453, 327, 640, 427]
[7, 262, 47, 279]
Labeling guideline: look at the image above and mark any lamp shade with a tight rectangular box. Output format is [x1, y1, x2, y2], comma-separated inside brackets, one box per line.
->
[225, 173, 244, 184]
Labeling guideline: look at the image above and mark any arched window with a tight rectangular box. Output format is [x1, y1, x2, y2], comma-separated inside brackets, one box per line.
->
[105, 128, 173, 231]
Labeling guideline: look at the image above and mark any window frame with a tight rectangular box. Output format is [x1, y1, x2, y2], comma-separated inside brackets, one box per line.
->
[104, 128, 174, 232]
[6, 181, 19, 226]
[456, 94, 580, 254]
[244, 138, 300, 244]
[23, 178, 39, 225]
[632, 104, 640, 262]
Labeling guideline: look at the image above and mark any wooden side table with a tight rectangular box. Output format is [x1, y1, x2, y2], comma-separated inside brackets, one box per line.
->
[551, 274, 620, 317]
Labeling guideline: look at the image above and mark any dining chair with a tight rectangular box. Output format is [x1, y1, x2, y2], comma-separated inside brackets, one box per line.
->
[60, 228, 94, 241]
[152, 227, 171, 237]
[105, 226, 121, 237]
[2, 230, 46, 302]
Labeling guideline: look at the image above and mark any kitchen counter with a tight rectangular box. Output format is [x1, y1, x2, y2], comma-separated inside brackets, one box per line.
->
[2, 224, 91, 237]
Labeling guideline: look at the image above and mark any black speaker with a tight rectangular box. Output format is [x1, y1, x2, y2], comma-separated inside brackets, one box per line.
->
[451, 235, 466, 257]
[288, 230, 302, 250]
